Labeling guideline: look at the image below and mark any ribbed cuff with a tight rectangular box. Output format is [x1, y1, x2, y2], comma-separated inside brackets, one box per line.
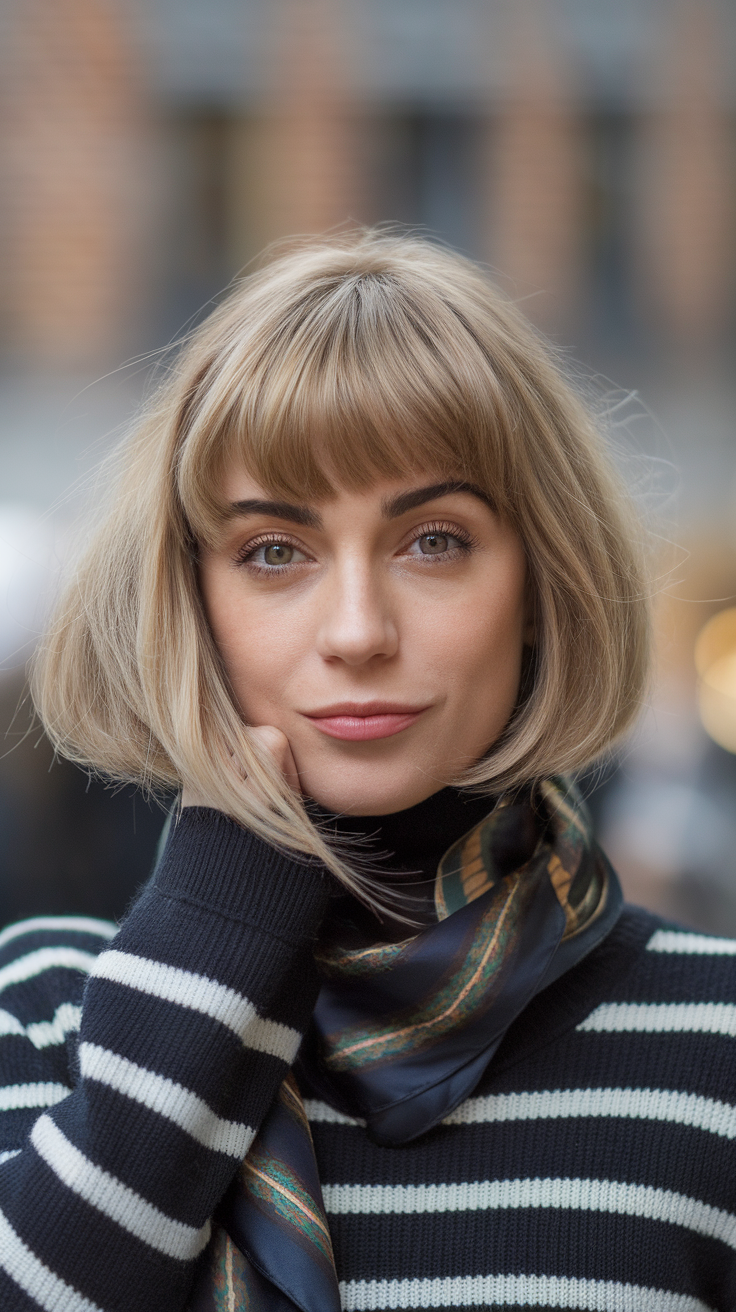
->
[154, 807, 333, 943]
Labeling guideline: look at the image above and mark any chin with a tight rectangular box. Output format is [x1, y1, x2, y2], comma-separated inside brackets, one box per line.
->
[301, 767, 446, 817]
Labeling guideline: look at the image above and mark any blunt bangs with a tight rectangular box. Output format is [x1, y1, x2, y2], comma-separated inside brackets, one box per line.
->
[176, 255, 520, 545]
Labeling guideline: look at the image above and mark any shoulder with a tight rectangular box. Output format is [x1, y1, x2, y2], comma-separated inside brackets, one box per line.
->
[494, 904, 736, 1092]
[0, 914, 117, 1026]
[583, 906, 736, 1019]
[570, 905, 736, 1115]
[0, 916, 117, 1152]
[0, 913, 117, 969]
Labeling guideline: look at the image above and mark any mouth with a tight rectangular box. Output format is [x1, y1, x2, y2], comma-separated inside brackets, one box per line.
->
[301, 701, 431, 742]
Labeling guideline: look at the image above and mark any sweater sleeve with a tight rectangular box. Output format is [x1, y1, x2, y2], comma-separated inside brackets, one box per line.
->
[0, 807, 333, 1312]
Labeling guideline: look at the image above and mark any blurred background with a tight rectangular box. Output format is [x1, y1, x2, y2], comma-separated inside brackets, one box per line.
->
[1, 0, 736, 930]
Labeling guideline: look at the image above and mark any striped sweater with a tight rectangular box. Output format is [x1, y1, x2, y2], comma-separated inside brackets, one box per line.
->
[0, 808, 735, 1311]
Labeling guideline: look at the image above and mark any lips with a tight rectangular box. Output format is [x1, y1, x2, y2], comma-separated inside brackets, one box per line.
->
[302, 701, 430, 742]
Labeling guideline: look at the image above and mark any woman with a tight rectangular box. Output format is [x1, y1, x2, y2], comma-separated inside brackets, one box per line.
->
[0, 233, 733, 1312]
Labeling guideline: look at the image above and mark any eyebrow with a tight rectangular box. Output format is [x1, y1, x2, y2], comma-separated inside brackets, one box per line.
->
[226, 499, 323, 529]
[382, 481, 495, 518]
[225, 481, 494, 530]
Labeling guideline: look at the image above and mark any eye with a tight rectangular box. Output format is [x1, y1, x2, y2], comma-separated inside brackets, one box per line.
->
[261, 543, 296, 566]
[237, 537, 310, 571]
[418, 532, 451, 555]
[403, 523, 475, 560]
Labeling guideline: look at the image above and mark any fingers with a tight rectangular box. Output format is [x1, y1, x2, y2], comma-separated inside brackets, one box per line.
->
[249, 725, 302, 794]
[181, 726, 302, 809]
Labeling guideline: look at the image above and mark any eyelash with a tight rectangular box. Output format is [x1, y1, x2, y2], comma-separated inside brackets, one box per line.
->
[233, 534, 305, 575]
[407, 522, 476, 559]
[234, 521, 477, 574]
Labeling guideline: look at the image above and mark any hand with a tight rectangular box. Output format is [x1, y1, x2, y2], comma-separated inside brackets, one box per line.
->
[181, 725, 300, 808]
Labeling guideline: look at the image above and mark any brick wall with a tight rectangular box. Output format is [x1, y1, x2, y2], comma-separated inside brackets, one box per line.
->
[0, 0, 153, 367]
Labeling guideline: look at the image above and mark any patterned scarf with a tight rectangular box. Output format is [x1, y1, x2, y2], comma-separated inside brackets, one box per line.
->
[187, 777, 621, 1312]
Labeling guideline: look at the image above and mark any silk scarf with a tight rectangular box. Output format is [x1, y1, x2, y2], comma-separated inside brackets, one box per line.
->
[187, 777, 622, 1312]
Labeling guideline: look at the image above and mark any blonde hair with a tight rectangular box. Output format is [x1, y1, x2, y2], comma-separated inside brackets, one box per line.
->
[32, 231, 649, 895]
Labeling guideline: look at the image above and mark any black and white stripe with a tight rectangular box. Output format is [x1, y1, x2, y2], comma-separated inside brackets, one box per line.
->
[338, 1274, 713, 1311]
[0, 808, 332, 1312]
[0, 815, 735, 1312]
[308, 914, 736, 1311]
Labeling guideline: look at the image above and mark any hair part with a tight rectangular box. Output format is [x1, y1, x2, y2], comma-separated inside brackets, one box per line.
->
[32, 230, 650, 899]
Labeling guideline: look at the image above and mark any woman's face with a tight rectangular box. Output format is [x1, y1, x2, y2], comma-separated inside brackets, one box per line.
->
[199, 467, 532, 815]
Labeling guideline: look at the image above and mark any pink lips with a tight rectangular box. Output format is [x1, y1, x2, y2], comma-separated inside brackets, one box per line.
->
[302, 702, 429, 742]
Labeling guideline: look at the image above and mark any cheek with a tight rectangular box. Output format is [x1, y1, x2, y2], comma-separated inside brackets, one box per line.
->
[199, 569, 258, 698]
[422, 570, 527, 726]
[200, 569, 307, 715]
[451, 608, 524, 697]
[421, 567, 526, 671]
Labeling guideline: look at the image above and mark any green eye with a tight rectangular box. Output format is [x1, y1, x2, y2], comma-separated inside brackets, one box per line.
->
[263, 543, 294, 566]
[419, 533, 449, 555]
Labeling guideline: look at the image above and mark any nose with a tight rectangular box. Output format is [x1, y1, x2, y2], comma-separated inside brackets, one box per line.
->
[315, 560, 399, 666]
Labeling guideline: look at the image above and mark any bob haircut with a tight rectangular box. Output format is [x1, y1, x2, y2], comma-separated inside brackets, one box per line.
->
[32, 231, 649, 895]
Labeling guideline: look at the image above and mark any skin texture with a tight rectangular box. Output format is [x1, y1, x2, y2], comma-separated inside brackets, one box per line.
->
[195, 469, 532, 816]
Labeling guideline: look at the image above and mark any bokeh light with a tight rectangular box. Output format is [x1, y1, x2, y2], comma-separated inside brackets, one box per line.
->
[696, 609, 736, 754]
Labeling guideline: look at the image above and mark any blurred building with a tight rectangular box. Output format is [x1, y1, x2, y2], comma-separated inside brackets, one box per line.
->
[1, 0, 734, 366]
[1, 0, 736, 926]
